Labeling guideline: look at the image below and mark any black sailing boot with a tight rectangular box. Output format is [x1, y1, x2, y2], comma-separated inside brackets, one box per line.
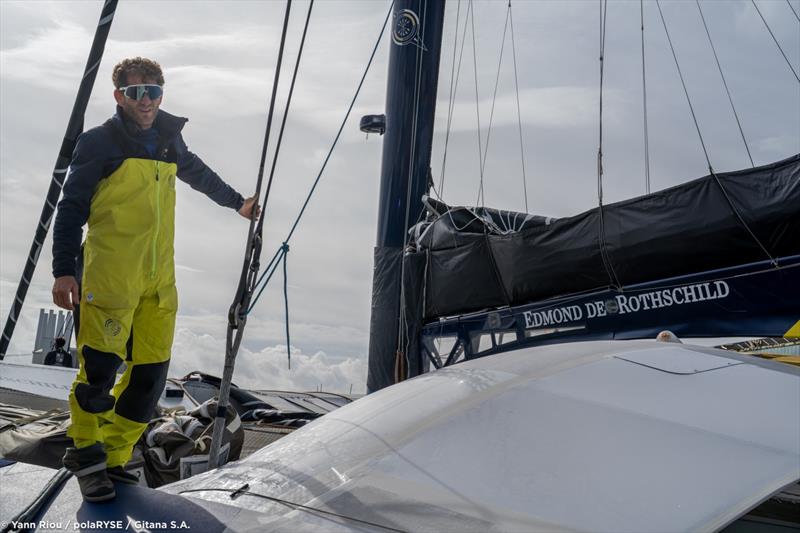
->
[106, 466, 140, 485]
[62, 443, 116, 502]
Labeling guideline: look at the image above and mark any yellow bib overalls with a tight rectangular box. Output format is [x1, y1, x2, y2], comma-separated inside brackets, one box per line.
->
[68, 156, 178, 468]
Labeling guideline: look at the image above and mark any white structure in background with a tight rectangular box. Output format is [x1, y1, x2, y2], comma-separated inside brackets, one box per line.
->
[32, 308, 75, 367]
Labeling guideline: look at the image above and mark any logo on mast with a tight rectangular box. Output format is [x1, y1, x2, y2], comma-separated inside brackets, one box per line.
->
[392, 9, 427, 51]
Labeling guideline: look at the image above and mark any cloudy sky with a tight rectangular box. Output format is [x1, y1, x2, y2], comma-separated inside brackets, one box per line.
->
[1, 0, 798, 394]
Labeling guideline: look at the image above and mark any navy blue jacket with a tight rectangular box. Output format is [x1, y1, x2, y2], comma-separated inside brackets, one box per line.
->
[52, 107, 244, 278]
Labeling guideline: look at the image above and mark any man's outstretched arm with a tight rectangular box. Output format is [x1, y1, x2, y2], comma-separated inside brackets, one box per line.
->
[175, 134, 262, 219]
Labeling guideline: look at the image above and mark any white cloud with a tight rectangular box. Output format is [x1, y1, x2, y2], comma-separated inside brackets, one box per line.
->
[0, 278, 368, 394]
[169, 327, 366, 395]
[175, 264, 204, 273]
[758, 135, 800, 155]
[0, 23, 93, 92]
[437, 86, 600, 133]
[164, 65, 271, 117]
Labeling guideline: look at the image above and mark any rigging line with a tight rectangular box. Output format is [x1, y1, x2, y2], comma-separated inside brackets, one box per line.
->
[469, 0, 485, 207]
[229, 0, 295, 327]
[751, 0, 800, 83]
[440, 1, 472, 200]
[285, 2, 392, 243]
[709, 167, 779, 267]
[696, 0, 754, 168]
[438, 0, 462, 199]
[404, 0, 431, 370]
[247, 246, 286, 313]
[655, 0, 713, 172]
[597, 0, 607, 207]
[282, 245, 291, 368]
[640, 0, 651, 194]
[596, 0, 622, 290]
[246, 2, 393, 313]
[239, 0, 313, 323]
[788, 0, 800, 23]
[479, 3, 511, 183]
[210, 0, 294, 472]
[256, 0, 316, 239]
[230, 0, 311, 355]
[660, 1, 776, 267]
[398, 0, 428, 358]
[402, 3, 428, 248]
[178, 488, 407, 533]
[508, 0, 529, 213]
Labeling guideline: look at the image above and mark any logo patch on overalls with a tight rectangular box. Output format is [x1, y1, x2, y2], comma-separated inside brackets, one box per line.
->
[104, 318, 121, 337]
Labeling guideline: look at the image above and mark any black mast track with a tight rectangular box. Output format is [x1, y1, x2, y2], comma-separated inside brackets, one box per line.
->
[367, 0, 446, 393]
[0, 0, 119, 359]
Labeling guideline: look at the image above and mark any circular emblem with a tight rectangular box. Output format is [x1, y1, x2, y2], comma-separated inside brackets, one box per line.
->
[392, 9, 420, 46]
[104, 318, 121, 337]
[605, 299, 619, 315]
[86, 292, 94, 302]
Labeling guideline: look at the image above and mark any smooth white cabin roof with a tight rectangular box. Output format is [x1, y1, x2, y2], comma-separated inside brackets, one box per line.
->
[163, 340, 800, 532]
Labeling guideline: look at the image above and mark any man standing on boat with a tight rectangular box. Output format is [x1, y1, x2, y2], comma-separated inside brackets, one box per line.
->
[43, 337, 73, 368]
[51, 57, 258, 501]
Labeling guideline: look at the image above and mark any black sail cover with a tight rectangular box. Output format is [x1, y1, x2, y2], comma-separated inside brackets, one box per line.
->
[404, 154, 800, 319]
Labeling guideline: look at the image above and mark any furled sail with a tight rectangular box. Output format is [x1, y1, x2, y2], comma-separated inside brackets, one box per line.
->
[406, 153, 800, 319]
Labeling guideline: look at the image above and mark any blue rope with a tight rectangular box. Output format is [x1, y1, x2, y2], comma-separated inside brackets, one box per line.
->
[282, 243, 291, 369]
[246, 246, 285, 315]
[245, 242, 291, 368]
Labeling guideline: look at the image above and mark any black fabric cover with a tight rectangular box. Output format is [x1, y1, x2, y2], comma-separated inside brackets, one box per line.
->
[240, 409, 320, 428]
[402, 251, 428, 379]
[0, 400, 244, 488]
[408, 154, 800, 318]
[367, 247, 403, 393]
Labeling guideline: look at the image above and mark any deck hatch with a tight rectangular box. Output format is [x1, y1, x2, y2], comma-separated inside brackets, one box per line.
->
[616, 347, 742, 374]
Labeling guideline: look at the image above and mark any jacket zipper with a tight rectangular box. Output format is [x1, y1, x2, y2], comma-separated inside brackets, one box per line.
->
[152, 162, 160, 279]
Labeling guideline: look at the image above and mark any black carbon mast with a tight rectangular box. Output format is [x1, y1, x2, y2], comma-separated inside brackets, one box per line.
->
[366, 0, 446, 392]
[0, 0, 119, 359]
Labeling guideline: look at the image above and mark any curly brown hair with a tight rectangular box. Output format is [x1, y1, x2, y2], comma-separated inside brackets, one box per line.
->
[112, 57, 165, 88]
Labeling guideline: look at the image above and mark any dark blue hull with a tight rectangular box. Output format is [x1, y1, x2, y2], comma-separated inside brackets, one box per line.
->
[421, 255, 800, 366]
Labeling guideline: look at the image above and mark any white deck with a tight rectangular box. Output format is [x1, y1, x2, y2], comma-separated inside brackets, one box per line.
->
[161, 340, 800, 532]
[0, 361, 76, 401]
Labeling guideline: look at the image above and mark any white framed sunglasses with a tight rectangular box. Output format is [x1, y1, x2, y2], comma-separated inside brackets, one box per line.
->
[118, 84, 163, 101]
